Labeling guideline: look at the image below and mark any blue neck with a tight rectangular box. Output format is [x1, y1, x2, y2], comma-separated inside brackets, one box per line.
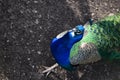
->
[50, 32, 76, 70]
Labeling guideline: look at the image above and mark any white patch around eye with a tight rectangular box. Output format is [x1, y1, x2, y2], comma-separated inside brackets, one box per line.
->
[72, 28, 76, 31]
[56, 31, 68, 39]
[71, 32, 75, 37]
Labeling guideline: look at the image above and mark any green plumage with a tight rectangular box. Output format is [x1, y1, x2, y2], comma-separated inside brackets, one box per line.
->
[70, 13, 120, 65]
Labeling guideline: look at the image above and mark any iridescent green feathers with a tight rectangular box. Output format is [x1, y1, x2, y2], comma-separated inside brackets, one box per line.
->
[81, 14, 120, 48]
[70, 13, 120, 65]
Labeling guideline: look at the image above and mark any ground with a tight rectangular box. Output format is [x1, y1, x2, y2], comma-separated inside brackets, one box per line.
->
[0, 0, 120, 80]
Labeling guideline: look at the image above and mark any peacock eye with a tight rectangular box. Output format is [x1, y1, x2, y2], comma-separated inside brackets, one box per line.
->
[74, 30, 82, 35]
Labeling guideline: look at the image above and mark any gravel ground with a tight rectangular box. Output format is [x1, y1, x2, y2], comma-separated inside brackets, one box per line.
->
[0, 0, 120, 80]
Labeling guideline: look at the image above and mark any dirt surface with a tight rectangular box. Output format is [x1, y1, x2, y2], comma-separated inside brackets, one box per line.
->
[0, 0, 120, 80]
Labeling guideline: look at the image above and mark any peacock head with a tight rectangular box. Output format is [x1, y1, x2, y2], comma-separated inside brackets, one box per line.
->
[69, 25, 84, 43]
[50, 25, 85, 71]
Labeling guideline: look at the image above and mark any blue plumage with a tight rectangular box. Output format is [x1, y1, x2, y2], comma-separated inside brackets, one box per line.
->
[50, 25, 84, 70]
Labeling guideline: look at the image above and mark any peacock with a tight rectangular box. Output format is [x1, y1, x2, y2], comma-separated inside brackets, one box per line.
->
[42, 13, 120, 74]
